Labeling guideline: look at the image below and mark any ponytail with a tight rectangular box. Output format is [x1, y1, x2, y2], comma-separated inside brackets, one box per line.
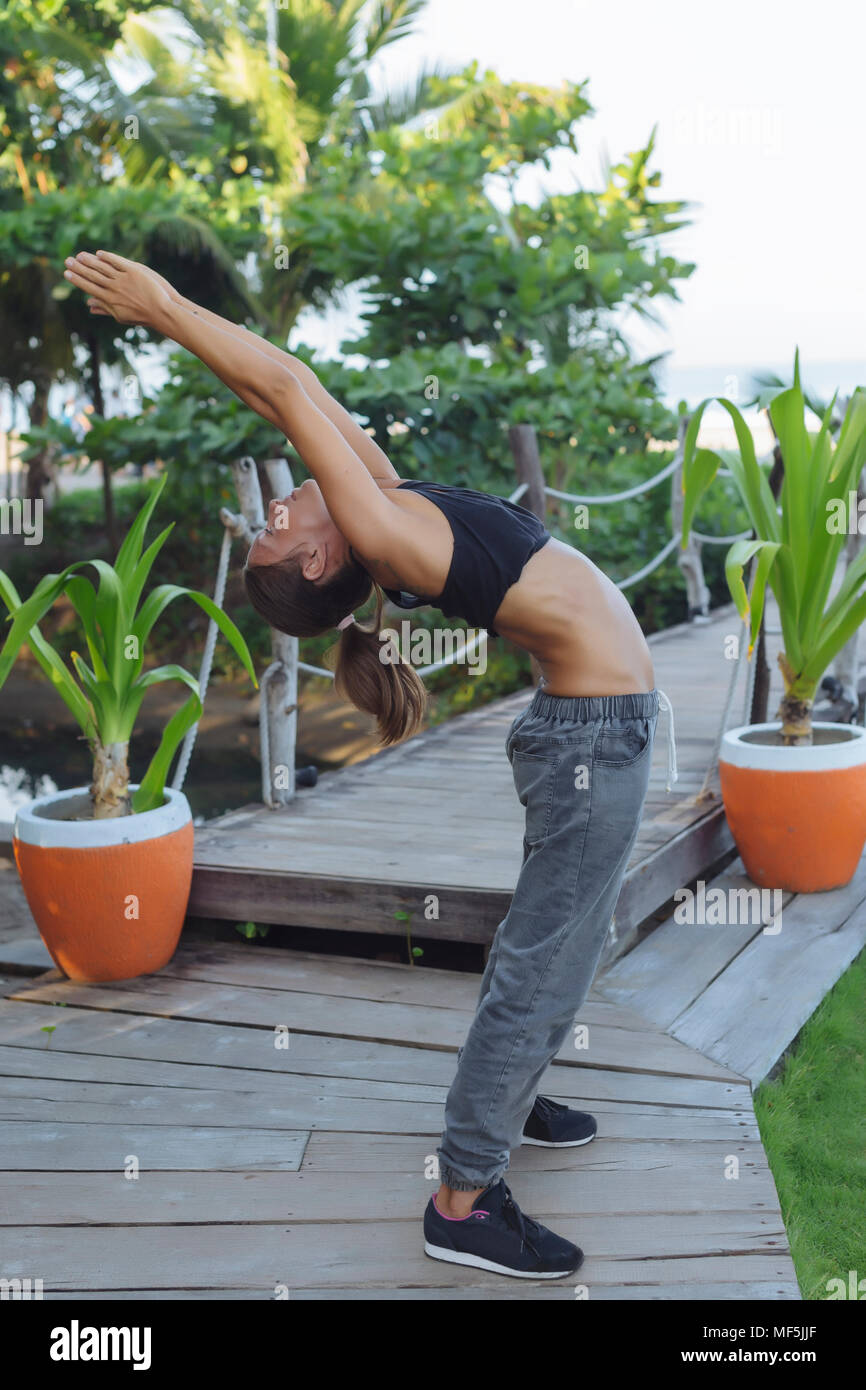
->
[333, 583, 427, 746]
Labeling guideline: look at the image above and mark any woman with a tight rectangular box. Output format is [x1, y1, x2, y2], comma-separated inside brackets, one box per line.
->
[63, 249, 675, 1281]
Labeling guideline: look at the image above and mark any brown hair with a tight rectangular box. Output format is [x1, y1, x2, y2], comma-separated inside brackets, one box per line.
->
[242, 549, 427, 746]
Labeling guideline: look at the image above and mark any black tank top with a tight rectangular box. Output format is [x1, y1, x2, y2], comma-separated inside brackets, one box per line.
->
[381, 480, 551, 636]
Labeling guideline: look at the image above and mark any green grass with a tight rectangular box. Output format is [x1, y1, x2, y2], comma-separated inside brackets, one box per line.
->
[753, 945, 866, 1300]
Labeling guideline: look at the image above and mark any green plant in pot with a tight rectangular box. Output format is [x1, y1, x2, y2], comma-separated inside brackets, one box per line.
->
[681, 351, 866, 892]
[0, 470, 258, 981]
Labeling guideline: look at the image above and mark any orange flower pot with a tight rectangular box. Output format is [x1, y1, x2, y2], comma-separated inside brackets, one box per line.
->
[719, 721, 866, 892]
[12, 785, 194, 982]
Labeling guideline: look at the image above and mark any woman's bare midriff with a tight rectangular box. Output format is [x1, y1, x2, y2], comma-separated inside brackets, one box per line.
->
[490, 539, 656, 697]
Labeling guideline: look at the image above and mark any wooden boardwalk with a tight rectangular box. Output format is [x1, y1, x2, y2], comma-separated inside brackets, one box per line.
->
[0, 598, 824, 1300]
[0, 938, 800, 1300]
[190, 602, 781, 959]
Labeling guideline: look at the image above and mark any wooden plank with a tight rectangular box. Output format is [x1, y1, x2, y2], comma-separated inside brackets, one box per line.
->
[4, 977, 746, 1093]
[601, 803, 735, 968]
[0, 1058, 752, 1137]
[0, 1074, 449, 1135]
[598, 861, 796, 1028]
[0, 1159, 782, 1225]
[0, 1042, 449, 1105]
[188, 868, 510, 941]
[0, 1124, 308, 1171]
[31, 1283, 802, 1299]
[0, 1218, 794, 1290]
[670, 853, 866, 1083]
[108, 941, 718, 1039]
[148, 943, 744, 1082]
[0, 1043, 759, 1143]
[0, 937, 54, 975]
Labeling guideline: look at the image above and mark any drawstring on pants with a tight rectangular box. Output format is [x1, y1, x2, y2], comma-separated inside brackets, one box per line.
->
[656, 687, 678, 791]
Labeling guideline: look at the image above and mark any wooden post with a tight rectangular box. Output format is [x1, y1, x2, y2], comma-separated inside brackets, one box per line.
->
[508, 424, 546, 685]
[263, 458, 299, 804]
[508, 423, 546, 520]
[229, 455, 299, 808]
[671, 415, 710, 621]
[748, 441, 785, 724]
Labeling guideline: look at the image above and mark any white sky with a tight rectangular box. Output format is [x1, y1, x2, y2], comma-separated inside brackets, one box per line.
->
[363, 0, 866, 372]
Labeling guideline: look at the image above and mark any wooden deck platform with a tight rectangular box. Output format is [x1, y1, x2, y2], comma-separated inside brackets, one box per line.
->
[190, 602, 780, 958]
[0, 937, 800, 1300]
[0, 600, 827, 1300]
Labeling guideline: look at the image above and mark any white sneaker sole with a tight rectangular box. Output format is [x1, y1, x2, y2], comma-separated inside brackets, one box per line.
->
[424, 1240, 581, 1280]
[521, 1132, 596, 1147]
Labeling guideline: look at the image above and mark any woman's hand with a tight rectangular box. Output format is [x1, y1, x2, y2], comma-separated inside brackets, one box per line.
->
[63, 250, 174, 328]
[81, 252, 181, 319]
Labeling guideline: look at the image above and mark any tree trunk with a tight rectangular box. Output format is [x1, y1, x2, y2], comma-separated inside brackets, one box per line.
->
[85, 332, 117, 553]
[776, 652, 812, 745]
[24, 372, 59, 508]
[508, 423, 546, 520]
[90, 739, 132, 818]
[776, 690, 812, 744]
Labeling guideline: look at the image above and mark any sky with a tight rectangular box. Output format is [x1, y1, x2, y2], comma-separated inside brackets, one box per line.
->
[355, 0, 866, 384]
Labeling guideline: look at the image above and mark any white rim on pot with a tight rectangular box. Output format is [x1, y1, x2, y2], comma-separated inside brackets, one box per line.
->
[720, 720, 866, 772]
[13, 785, 192, 849]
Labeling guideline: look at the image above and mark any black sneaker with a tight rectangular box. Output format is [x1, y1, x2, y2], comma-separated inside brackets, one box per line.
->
[522, 1095, 597, 1147]
[424, 1178, 583, 1279]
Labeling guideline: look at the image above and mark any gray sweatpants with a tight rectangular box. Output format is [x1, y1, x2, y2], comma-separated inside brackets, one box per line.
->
[437, 687, 660, 1191]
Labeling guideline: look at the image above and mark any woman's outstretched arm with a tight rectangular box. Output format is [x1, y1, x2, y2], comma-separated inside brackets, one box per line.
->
[156, 300, 403, 543]
[62, 251, 403, 546]
[168, 295, 400, 484]
[82, 250, 400, 483]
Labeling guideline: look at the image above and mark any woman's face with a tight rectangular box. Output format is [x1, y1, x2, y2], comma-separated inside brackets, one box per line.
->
[247, 478, 348, 576]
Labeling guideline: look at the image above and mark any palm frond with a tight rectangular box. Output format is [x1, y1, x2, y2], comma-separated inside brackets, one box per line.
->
[361, 59, 464, 130]
[142, 211, 274, 326]
[415, 70, 511, 141]
[362, 0, 428, 58]
[24, 24, 179, 172]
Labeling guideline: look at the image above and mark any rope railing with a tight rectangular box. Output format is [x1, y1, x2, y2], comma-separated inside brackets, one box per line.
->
[543, 455, 680, 505]
[693, 527, 752, 545]
[537, 439, 748, 593]
[614, 535, 681, 592]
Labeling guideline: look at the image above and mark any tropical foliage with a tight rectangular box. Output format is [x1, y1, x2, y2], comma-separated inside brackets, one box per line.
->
[0, 470, 258, 815]
[1, 0, 705, 756]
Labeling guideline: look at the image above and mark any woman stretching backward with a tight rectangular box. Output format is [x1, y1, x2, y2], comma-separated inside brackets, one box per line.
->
[64, 248, 676, 1281]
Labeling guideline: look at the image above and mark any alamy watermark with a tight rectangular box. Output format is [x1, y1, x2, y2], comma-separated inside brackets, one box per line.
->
[674, 879, 783, 934]
[0, 497, 42, 545]
[379, 621, 487, 674]
[672, 103, 783, 157]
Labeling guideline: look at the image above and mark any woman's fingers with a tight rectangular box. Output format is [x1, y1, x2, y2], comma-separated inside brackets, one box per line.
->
[72, 250, 118, 281]
[95, 249, 130, 270]
[65, 264, 117, 296]
[64, 266, 112, 296]
[64, 258, 114, 290]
